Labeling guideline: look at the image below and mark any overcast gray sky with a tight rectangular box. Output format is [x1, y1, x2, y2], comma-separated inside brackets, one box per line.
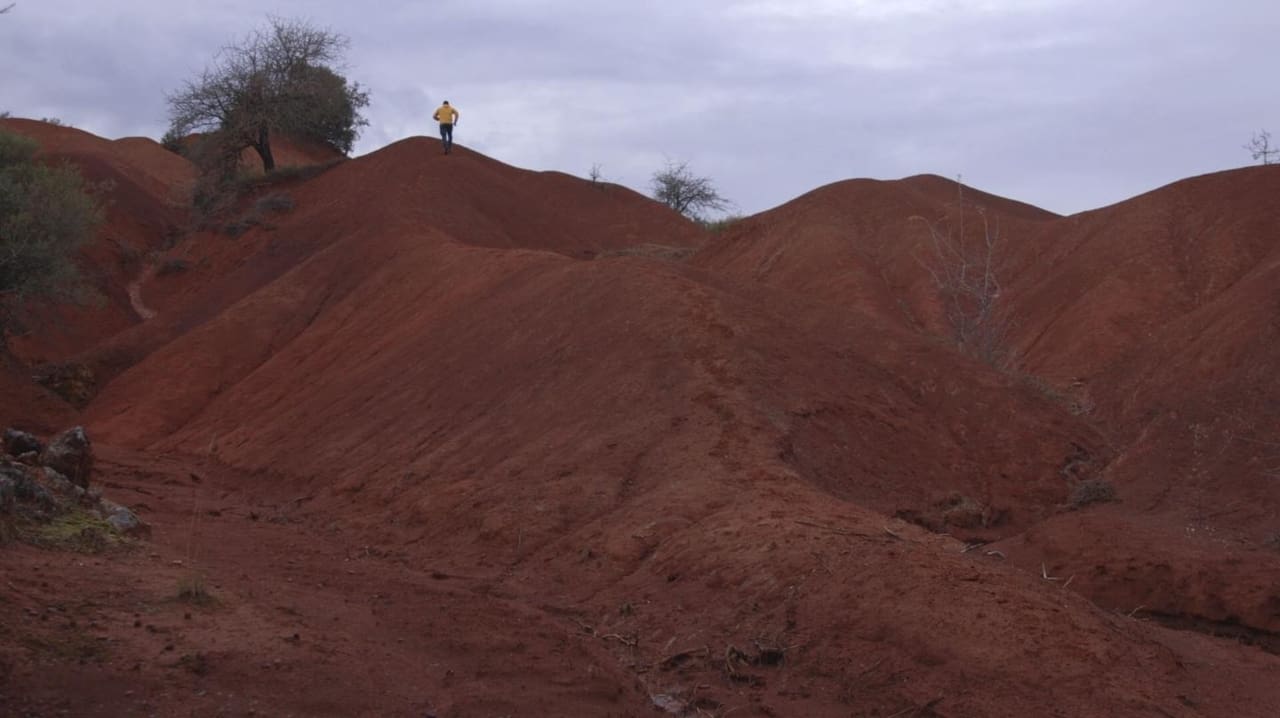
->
[3, 1, 1277, 216]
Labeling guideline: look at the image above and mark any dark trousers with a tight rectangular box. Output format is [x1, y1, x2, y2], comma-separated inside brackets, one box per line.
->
[439, 123, 454, 152]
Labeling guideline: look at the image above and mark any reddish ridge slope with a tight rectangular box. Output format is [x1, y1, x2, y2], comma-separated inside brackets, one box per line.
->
[1, 127, 1277, 716]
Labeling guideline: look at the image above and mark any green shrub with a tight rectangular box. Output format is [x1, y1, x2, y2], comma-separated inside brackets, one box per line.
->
[222, 216, 261, 238]
[27, 508, 123, 553]
[159, 128, 188, 156]
[156, 258, 192, 276]
[1069, 479, 1116, 509]
[254, 191, 295, 214]
[0, 130, 102, 337]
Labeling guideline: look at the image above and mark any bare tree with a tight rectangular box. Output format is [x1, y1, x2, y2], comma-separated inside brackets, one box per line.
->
[912, 180, 1015, 368]
[1245, 130, 1278, 165]
[651, 160, 730, 221]
[166, 16, 369, 172]
[0, 4, 14, 14]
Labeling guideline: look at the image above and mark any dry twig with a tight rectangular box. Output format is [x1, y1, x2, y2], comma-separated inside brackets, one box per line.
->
[600, 633, 638, 648]
[887, 697, 945, 718]
[857, 657, 886, 677]
[794, 520, 858, 536]
[659, 646, 707, 670]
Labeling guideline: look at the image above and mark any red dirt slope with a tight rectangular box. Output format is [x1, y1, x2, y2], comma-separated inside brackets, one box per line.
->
[996, 179, 1280, 638]
[694, 166, 1280, 655]
[1011, 165, 1280, 382]
[691, 175, 1060, 339]
[73, 138, 704, 390]
[0, 361, 75, 433]
[62, 142, 1275, 715]
[0, 118, 192, 365]
[2, 129, 1278, 716]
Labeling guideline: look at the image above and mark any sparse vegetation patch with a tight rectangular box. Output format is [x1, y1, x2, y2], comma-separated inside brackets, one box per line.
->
[176, 572, 215, 605]
[1069, 479, 1117, 509]
[597, 244, 698, 262]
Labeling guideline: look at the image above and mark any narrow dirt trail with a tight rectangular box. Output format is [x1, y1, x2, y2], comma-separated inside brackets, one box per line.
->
[125, 264, 157, 321]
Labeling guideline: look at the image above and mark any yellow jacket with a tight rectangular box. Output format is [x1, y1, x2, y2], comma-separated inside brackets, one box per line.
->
[433, 103, 459, 125]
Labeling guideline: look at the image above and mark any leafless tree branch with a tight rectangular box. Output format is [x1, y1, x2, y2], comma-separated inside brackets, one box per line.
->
[1245, 130, 1278, 165]
[651, 159, 731, 221]
[912, 179, 1016, 368]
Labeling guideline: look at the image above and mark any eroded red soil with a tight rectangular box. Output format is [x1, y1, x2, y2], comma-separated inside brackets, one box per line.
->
[2, 119, 1278, 717]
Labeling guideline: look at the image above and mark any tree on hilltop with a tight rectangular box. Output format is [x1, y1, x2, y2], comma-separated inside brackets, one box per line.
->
[651, 160, 730, 221]
[1245, 130, 1278, 165]
[165, 16, 370, 172]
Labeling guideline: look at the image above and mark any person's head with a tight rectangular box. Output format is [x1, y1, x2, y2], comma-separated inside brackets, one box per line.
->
[443, 100, 450, 105]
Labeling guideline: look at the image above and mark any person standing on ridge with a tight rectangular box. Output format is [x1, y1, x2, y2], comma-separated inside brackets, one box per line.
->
[433, 100, 460, 154]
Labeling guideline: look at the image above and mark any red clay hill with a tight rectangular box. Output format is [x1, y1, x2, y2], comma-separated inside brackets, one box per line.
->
[2, 118, 1278, 717]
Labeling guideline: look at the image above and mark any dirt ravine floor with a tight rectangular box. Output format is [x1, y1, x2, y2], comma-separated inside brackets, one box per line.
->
[5, 446, 1278, 718]
[3, 449, 655, 718]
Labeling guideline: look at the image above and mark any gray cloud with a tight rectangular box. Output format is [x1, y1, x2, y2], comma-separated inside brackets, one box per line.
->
[2, 1, 1278, 215]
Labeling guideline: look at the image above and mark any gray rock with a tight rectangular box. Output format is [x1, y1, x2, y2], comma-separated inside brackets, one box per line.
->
[0, 461, 26, 481]
[0, 473, 14, 514]
[16, 478, 57, 513]
[0, 461, 59, 516]
[3, 429, 43, 457]
[40, 426, 93, 489]
[41, 467, 86, 502]
[106, 506, 147, 537]
[0, 462, 32, 502]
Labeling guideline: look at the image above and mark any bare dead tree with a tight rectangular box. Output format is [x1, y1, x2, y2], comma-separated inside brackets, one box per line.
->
[1245, 130, 1278, 165]
[166, 16, 369, 172]
[912, 179, 1015, 368]
[651, 159, 730, 221]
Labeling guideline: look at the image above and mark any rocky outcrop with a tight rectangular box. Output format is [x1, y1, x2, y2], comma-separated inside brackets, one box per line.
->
[0, 466, 17, 515]
[2, 428, 43, 456]
[2, 425, 148, 545]
[39, 426, 93, 488]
